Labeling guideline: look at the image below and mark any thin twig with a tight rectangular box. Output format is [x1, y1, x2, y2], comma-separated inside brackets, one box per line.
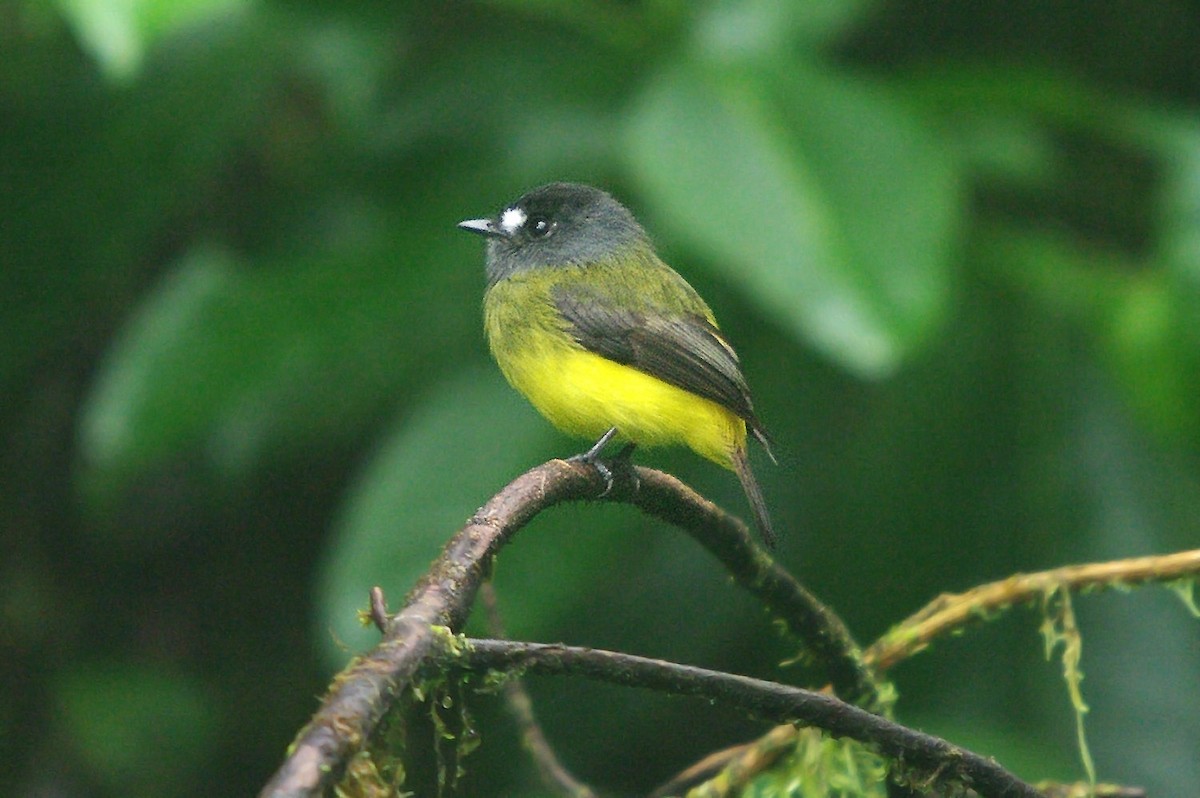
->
[480, 582, 596, 798]
[866, 549, 1200, 672]
[368, 585, 389, 633]
[1035, 782, 1146, 798]
[647, 724, 798, 798]
[448, 638, 1043, 798]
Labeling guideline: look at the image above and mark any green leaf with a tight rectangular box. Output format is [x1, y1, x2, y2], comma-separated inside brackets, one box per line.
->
[55, 0, 252, 80]
[1150, 119, 1200, 286]
[692, 0, 871, 61]
[623, 61, 959, 377]
[979, 222, 1200, 447]
[1, 18, 282, 394]
[56, 662, 218, 793]
[1103, 274, 1200, 443]
[77, 221, 480, 507]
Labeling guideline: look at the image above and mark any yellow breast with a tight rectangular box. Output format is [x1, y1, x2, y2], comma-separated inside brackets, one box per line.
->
[487, 325, 743, 469]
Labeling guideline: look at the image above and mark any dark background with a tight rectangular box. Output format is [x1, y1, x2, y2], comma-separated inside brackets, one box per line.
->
[3, 1, 1199, 796]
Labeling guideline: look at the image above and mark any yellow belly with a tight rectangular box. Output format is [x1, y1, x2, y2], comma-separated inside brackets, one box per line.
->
[496, 342, 744, 469]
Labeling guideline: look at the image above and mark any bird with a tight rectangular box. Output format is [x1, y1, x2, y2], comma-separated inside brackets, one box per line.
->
[459, 182, 776, 547]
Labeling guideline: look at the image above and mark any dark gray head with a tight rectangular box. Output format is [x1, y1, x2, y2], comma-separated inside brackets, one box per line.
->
[458, 182, 648, 286]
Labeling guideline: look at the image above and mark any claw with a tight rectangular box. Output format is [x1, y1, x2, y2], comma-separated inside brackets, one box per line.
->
[592, 459, 615, 497]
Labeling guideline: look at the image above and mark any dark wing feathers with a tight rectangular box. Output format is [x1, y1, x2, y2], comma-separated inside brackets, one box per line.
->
[551, 283, 769, 444]
[626, 317, 752, 419]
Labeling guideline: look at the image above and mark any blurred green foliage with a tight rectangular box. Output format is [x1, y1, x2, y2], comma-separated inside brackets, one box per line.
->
[3, 1, 1199, 796]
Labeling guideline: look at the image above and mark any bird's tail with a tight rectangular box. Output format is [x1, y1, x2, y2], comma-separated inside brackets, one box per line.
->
[731, 446, 776, 549]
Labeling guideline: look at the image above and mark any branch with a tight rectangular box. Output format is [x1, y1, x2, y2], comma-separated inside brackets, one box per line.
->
[259, 457, 882, 797]
[448, 638, 1043, 798]
[866, 549, 1200, 672]
[259, 459, 598, 798]
[648, 724, 798, 798]
[1036, 783, 1146, 798]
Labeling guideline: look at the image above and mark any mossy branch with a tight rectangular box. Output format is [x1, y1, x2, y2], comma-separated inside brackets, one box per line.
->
[445, 638, 1042, 798]
[865, 549, 1200, 672]
[258, 457, 881, 798]
[259, 459, 591, 798]
[676, 550, 1191, 798]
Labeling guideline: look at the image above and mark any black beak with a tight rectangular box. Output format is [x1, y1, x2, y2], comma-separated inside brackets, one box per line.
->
[457, 218, 505, 238]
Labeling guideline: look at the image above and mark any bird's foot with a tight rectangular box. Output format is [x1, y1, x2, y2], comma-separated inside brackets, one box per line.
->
[568, 428, 638, 497]
[568, 450, 616, 496]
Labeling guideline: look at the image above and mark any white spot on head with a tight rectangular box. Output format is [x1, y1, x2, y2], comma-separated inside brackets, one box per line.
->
[500, 207, 527, 234]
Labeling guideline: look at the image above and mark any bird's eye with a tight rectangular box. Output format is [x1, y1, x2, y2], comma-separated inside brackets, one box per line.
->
[528, 216, 554, 238]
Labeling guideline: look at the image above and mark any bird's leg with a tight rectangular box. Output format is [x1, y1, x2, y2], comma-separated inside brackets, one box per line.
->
[572, 427, 619, 463]
[568, 427, 621, 496]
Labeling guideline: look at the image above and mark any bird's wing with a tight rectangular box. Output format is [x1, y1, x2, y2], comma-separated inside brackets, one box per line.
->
[551, 281, 759, 427]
